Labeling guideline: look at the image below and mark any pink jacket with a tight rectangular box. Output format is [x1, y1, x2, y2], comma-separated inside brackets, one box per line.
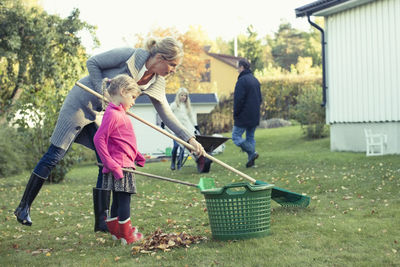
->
[94, 103, 145, 179]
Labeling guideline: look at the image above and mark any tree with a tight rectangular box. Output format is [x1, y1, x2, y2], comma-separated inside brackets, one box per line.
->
[133, 27, 207, 93]
[0, 0, 98, 116]
[267, 21, 322, 71]
[304, 17, 323, 67]
[0, 0, 98, 181]
[267, 22, 307, 71]
[228, 25, 264, 72]
[210, 37, 231, 55]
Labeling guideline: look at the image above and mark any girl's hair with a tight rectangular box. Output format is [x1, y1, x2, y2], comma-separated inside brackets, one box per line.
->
[145, 37, 184, 61]
[101, 74, 141, 107]
[174, 87, 193, 115]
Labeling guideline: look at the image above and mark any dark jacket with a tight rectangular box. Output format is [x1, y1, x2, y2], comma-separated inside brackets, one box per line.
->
[233, 69, 262, 128]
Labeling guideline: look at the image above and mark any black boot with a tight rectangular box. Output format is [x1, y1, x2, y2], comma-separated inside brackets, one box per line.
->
[246, 152, 259, 168]
[93, 187, 110, 232]
[14, 173, 46, 226]
[170, 147, 177, 170]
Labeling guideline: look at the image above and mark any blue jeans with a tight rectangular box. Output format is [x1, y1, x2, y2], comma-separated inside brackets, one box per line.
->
[33, 123, 103, 187]
[171, 140, 185, 166]
[232, 125, 257, 160]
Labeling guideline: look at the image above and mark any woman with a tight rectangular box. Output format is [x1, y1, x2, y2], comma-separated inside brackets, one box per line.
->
[169, 87, 198, 170]
[14, 37, 205, 232]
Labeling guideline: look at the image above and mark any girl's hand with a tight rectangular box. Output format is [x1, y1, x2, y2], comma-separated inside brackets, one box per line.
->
[188, 137, 206, 156]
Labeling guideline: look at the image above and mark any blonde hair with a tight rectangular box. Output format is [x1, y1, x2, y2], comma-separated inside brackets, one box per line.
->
[145, 37, 184, 61]
[101, 74, 141, 107]
[174, 87, 193, 115]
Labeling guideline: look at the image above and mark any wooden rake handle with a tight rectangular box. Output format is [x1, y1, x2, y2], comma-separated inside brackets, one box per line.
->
[76, 81, 256, 183]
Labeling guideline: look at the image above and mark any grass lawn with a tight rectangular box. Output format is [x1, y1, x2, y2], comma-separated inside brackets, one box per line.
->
[1, 126, 399, 266]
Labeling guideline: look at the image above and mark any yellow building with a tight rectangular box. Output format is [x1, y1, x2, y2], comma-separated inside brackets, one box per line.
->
[200, 50, 243, 98]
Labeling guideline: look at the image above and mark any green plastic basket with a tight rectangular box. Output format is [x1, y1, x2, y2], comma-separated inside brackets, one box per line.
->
[201, 182, 274, 240]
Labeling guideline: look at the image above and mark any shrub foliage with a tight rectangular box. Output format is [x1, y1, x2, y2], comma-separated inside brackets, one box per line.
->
[0, 127, 27, 177]
[293, 84, 328, 139]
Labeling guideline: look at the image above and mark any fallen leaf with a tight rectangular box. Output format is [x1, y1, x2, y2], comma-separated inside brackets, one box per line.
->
[132, 229, 206, 254]
[32, 251, 41, 256]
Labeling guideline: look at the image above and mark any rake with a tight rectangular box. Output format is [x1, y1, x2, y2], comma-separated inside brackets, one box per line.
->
[77, 82, 310, 207]
[96, 163, 215, 191]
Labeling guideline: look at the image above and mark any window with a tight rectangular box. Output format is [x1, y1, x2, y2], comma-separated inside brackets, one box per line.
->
[201, 59, 211, 82]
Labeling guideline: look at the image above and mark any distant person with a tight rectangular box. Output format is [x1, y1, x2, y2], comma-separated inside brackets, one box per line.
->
[232, 58, 262, 168]
[169, 87, 199, 170]
[14, 36, 206, 232]
[94, 74, 144, 245]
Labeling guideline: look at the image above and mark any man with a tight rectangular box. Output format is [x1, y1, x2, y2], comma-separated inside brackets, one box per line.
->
[232, 58, 262, 168]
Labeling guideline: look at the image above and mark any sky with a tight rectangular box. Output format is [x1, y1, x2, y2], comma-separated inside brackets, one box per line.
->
[41, 0, 313, 54]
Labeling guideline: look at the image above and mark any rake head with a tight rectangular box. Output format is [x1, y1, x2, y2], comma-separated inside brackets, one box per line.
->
[255, 180, 310, 208]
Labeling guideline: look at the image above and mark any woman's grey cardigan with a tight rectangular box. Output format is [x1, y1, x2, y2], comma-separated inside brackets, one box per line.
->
[50, 47, 192, 150]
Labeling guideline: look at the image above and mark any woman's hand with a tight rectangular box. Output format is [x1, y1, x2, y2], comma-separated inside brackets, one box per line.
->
[188, 137, 206, 157]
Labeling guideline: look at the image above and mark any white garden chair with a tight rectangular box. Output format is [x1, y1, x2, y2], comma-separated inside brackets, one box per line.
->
[364, 128, 387, 156]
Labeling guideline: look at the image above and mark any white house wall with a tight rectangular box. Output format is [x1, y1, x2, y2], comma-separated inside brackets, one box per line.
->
[129, 106, 172, 155]
[330, 122, 400, 153]
[326, 0, 400, 123]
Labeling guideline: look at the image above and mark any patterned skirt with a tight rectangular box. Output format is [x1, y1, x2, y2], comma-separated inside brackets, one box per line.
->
[102, 168, 137, 194]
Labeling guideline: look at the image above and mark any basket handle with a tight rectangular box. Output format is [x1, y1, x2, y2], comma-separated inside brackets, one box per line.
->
[221, 182, 274, 195]
[221, 182, 252, 195]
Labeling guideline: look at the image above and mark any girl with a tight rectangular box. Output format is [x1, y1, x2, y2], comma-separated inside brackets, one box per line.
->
[169, 87, 198, 170]
[94, 74, 144, 245]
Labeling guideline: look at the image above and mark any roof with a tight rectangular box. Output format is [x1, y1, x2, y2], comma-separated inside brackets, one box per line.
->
[295, 0, 375, 17]
[295, 0, 348, 17]
[206, 53, 244, 68]
[135, 93, 218, 105]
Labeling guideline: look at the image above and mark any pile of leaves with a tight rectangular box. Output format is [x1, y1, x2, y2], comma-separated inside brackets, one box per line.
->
[131, 229, 207, 255]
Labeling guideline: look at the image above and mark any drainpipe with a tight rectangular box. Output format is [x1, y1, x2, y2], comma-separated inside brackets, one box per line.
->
[307, 15, 327, 107]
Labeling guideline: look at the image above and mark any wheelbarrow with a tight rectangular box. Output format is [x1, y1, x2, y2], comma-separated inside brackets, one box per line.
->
[180, 135, 230, 173]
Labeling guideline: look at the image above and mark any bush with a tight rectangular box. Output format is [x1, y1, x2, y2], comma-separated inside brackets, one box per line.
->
[7, 91, 81, 183]
[293, 85, 328, 139]
[198, 95, 234, 135]
[259, 75, 322, 120]
[0, 127, 27, 177]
